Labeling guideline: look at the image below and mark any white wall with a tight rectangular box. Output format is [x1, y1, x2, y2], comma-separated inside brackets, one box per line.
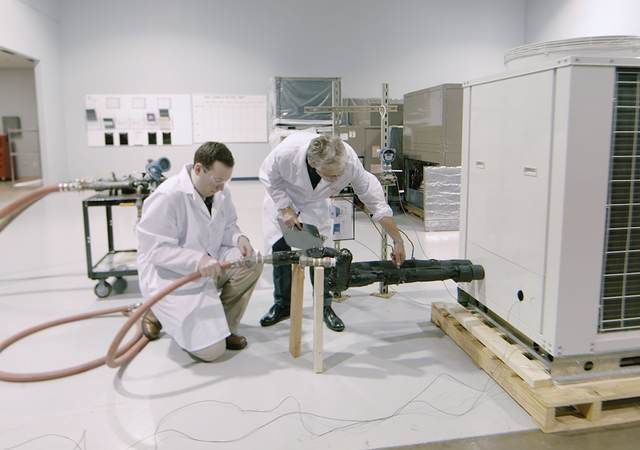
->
[59, 0, 526, 179]
[0, 0, 65, 183]
[525, 0, 640, 43]
[0, 68, 40, 179]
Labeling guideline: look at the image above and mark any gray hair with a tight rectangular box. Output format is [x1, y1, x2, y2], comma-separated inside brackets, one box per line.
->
[306, 135, 346, 170]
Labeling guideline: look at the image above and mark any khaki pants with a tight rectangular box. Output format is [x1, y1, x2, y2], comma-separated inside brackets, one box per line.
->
[215, 261, 263, 334]
[188, 262, 262, 363]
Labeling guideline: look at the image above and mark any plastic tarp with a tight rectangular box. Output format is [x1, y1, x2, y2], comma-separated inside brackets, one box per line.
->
[423, 166, 460, 231]
[270, 77, 336, 126]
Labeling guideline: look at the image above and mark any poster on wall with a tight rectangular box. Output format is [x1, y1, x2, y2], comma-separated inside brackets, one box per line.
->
[192, 94, 267, 143]
[85, 94, 193, 147]
[330, 195, 355, 241]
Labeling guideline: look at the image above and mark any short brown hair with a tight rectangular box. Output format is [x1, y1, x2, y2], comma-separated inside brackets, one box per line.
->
[194, 142, 234, 168]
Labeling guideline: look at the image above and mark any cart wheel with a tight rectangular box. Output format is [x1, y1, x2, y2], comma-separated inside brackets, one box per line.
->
[113, 277, 128, 295]
[94, 280, 112, 298]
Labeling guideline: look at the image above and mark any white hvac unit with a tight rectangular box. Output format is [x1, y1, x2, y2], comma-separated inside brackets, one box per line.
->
[458, 36, 640, 378]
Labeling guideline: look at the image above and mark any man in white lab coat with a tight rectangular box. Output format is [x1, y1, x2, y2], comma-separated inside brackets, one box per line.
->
[137, 142, 263, 362]
[259, 132, 406, 332]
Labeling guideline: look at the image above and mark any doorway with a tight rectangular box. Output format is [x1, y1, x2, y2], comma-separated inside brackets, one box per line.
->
[0, 47, 41, 191]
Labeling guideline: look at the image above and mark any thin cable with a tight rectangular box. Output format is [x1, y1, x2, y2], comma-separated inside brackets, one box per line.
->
[398, 229, 416, 259]
[351, 237, 383, 259]
[441, 279, 459, 302]
[2, 431, 85, 450]
[392, 290, 432, 307]
[126, 300, 524, 448]
[341, 198, 410, 258]
[127, 370, 504, 449]
[0, 272, 84, 283]
[394, 176, 430, 259]
[342, 190, 420, 260]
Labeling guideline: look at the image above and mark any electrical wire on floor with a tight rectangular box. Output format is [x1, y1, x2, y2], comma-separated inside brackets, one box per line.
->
[0, 271, 84, 283]
[127, 369, 507, 449]
[128, 305, 525, 449]
[0, 261, 82, 281]
[3, 430, 87, 450]
[124, 303, 524, 449]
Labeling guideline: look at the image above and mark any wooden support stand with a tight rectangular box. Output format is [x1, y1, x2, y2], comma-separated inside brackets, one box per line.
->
[289, 265, 304, 358]
[431, 302, 640, 432]
[313, 267, 324, 373]
[288, 264, 325, 373]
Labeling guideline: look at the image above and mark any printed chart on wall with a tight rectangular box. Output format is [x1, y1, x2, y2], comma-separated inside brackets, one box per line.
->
[85, 95, 193, 147]
[192, 94, 267, 143]
[331, 196, 355, 241]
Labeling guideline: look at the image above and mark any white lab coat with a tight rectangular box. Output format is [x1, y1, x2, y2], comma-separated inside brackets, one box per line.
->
[259, 131, 393, 250]
[136, 164, 243, 351]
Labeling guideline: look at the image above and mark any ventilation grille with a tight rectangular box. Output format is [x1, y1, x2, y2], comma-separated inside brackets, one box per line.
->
[505, 36, 640, 65]
[600, 67, 640, 332]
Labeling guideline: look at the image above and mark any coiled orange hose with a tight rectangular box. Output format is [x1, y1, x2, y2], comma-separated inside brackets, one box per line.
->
[0, 306, 144, 382]
[0, 186, 230, 381]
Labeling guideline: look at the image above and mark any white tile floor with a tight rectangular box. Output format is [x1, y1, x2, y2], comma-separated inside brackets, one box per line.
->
[0, 180, 536, 450]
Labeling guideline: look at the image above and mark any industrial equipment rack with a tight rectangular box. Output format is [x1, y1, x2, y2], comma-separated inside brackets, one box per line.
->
[82, 193, 147, 298]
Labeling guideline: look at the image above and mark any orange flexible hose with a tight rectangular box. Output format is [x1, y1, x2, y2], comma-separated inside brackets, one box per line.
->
[105, 264, 231, 368]
[0, 185, 60, 221]
[106, 272, 202, 367]
[0, 186, 234, 381]
[0, 306, 144, 382]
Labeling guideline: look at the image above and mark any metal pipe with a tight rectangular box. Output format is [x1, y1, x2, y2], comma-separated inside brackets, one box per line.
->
[239, 252, 336, 268]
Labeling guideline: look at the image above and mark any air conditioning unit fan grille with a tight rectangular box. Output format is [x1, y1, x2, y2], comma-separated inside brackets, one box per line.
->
[600, 67, 640, 332]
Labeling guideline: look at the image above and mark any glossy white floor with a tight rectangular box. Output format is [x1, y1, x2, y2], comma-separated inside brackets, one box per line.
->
[0, 180, 535, 450]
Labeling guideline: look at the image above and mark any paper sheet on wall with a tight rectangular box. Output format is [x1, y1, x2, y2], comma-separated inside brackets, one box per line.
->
[330, 196, 355, 241]
[84, 94, 192, 147]
[192, 94, 267, 143]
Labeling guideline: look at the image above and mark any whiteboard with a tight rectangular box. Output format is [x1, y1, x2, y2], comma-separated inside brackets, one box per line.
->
[192, 94, 267, 143]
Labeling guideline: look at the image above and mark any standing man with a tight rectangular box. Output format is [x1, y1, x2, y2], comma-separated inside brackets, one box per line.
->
[137, 142, 262, 362]
[259, 131, 406, 332]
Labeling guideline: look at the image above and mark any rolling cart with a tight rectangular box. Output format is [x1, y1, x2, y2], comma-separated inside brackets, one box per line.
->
[82, 193, 147, 298]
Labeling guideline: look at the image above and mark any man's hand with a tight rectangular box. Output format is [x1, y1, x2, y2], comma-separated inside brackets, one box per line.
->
[391, 240, 406, 268]
[237, 235, 254, 257]
[198, 255, 222, 278]
[280, 207, 302, 230]
[378, 217, 407, 268]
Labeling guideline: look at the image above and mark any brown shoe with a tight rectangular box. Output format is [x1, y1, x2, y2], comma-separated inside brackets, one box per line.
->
[225, 334, 247, 350]
[141, 309, 162, 340]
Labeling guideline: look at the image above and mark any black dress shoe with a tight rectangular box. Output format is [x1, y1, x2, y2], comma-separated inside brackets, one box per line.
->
[260, 304, 290, 327]
[323, 306, 345, 332]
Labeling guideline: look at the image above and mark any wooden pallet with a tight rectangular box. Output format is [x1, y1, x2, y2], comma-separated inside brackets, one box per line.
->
[403, 203, 424, 220]
[431, 302, 640, 432]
